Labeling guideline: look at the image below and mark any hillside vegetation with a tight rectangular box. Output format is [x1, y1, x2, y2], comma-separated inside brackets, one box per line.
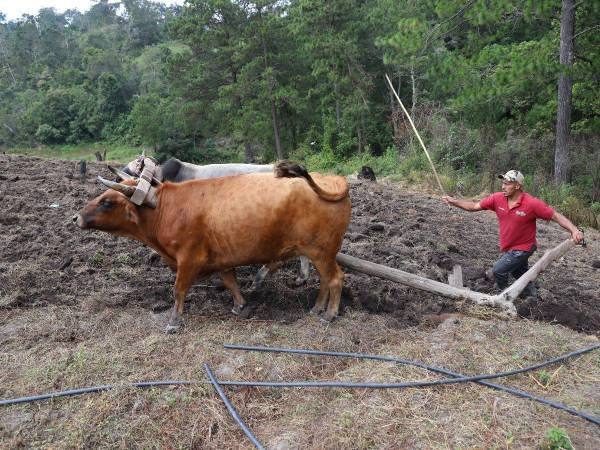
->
[1, 1, 599, 226]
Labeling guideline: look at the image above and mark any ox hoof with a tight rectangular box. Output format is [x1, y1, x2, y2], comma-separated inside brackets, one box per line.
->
[309, 306, 324, 316]
[321, 312, 337, 323]
[232, 304, 248, 316]
[165, 324, 182, 334]
[292, 277, 308, 287]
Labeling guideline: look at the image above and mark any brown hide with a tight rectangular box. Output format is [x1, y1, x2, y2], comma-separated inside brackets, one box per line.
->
[76, 171, 351, 330]
[157, 173, 349, 270]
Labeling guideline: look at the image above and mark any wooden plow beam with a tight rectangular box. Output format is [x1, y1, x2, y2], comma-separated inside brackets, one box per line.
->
[336, 239, 576, 316]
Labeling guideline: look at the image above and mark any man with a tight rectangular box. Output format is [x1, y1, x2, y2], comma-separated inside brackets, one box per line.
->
[442, 170, 584, 298]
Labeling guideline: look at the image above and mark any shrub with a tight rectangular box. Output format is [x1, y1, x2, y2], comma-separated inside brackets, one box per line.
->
[542, 428, 573, 450]
[35, 124, 63, 144]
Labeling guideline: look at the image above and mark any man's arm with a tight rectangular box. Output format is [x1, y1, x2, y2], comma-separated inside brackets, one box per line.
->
[551, 211, 584, 244]
[442, 196, 483, 212]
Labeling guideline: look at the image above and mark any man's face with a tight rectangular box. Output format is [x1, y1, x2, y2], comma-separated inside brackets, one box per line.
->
[501, 180, 521, 197]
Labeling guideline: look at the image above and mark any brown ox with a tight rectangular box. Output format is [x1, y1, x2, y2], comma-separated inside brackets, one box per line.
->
[74, 162, 351, 332]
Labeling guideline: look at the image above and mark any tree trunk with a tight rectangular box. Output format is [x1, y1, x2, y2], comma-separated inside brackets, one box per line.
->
[390, 90, 399, 138]
[334, 81, 341, 126]
[243, 142, 254, 163]
[291, 117, 297, 151]
[357, 122, 363, 153]
[270, 100, 283, 160]
[261, 24, 283, 161]
[554, 0, 575, 185]
[410, 65, 417, 113]
[0, 37, 16, 85]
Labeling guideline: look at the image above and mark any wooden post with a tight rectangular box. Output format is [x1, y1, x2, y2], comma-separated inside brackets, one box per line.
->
[79, 160, 86, 179]
[448, 265, 463, 288]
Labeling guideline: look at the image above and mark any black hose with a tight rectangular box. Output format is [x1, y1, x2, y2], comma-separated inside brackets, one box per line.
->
[224, 344, 600, 427]
[204, 364, 265, 450]
[0, 381, 195, 406]
[3, 345, 599, 426]
[224, 343, 600, 382]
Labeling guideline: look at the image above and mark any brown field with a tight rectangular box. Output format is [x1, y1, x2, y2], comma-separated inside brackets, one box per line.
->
[1, 153, 599, 449]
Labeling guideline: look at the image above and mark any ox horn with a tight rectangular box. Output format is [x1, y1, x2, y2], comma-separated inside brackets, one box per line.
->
[141, 149, 146, 157]
[107, 165, 134, 181]
[97, 176, 136, 197]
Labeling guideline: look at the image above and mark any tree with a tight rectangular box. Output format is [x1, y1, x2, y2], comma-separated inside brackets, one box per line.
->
[554, 0, 575, 185]
[290, 0, 378, 155]
[130, 94, 170, 150]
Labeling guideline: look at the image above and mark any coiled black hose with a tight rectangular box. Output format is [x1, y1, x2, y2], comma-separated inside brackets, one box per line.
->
[224, 343, 600, 427]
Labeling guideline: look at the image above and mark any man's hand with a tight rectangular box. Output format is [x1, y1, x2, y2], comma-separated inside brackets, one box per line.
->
[442, 195, 456, 206]
[552, 212, 585, 245]
[442, 196, 482, 212]
[571, 229, 584, 244]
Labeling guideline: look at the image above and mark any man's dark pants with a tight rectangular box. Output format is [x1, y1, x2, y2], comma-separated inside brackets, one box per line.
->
[492, 246, 537, 298]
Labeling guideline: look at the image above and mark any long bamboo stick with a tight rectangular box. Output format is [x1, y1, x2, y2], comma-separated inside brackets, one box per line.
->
[385, 73, 446, 196]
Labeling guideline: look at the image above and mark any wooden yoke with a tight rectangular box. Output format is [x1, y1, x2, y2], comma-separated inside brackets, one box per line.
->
[130, 157, 160, 208]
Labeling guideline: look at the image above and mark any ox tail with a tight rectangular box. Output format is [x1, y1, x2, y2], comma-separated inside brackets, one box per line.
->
[274, 160, 349, 202]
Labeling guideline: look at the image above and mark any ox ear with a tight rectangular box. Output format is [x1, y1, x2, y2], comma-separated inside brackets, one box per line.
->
[126, 206, 139, 225]
[107, 165, 135, 181]
[97, 176, 136, 197]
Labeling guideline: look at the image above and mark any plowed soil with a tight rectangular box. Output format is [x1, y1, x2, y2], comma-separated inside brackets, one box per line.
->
[1, 153, 599, 449]
[1, 154, 598, 332]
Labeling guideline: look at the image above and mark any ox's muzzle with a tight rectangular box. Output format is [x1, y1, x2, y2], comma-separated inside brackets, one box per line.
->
[72, 214, 86, 229]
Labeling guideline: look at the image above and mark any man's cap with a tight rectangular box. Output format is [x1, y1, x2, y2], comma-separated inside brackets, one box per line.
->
[498, 170, 524, 185]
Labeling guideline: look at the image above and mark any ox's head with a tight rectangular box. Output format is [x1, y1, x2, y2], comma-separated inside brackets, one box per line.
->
[73, 178, 141, 232]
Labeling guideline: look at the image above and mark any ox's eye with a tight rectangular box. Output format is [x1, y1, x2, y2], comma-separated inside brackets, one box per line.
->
[98, 199, 115, 211]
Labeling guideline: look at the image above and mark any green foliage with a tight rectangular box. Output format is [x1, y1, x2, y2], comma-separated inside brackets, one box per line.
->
[542, 428, 573, 450]
[129, 94, 170, 149]
[116, 254, 132, 265]
[35, 124, 63, 145]
[0, 0, 598, 225]
[90, 251, 105, 267]
[536, 370, 551, 386]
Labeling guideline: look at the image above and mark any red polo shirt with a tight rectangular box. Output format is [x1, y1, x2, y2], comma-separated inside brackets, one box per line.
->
[479, 192, 554, 252]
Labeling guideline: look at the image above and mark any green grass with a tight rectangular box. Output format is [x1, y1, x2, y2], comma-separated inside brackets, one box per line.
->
[6, 143, 147, 163]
